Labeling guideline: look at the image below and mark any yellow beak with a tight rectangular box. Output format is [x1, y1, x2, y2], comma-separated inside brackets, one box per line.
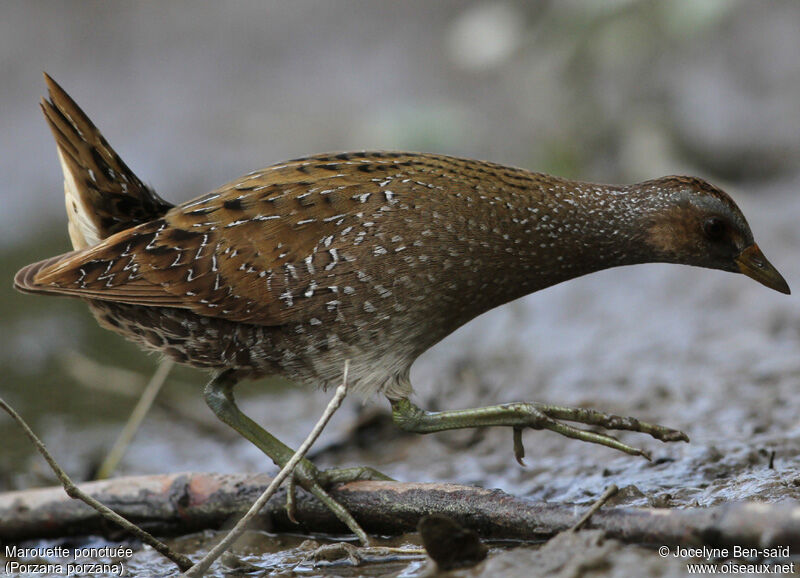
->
[735, 244, 790, 295]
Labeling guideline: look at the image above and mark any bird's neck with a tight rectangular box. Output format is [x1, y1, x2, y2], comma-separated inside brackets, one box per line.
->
[394, 174, 663, 355]
[467, 179, 659, 305]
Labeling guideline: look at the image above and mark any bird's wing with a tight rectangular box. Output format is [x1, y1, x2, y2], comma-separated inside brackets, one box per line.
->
[15, 164, 397, 326]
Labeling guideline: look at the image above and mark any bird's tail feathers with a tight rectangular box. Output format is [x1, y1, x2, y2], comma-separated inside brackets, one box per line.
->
[41, 73, 173, 249]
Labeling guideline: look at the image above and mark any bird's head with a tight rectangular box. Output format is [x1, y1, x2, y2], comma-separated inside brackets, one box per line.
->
[639, 176, 790, 295]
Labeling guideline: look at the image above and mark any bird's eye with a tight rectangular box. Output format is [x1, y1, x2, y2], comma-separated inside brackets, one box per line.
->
[703, 217, 726, 241]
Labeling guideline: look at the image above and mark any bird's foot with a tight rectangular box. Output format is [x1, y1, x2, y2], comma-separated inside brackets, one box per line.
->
[303, 542, 365, 566]
[511, 402, 689, 463]
[204, 372, 390, 545]
[390, 397, 688, 463]
[284, 459, 393, 543]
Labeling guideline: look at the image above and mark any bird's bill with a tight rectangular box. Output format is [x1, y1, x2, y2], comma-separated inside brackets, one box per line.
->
[735, 244, 791, 295]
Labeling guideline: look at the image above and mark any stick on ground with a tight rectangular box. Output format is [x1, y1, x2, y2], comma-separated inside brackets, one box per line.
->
[4, 475, 800, 550]
[571, 484, 619, 532]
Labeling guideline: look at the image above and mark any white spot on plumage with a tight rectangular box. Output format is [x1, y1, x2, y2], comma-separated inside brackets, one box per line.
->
[280, 289, 294, 306]
[325, 248, 339, 271]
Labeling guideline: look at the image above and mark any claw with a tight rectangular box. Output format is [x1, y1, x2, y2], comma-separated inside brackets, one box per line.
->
[665, 430, 690, 443]
[513, 427, 526, 466]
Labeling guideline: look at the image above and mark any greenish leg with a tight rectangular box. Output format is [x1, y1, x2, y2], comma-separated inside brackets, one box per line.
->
[390, 398, 689, 462]
[325, 466, 392, 484]
[204, 370, 390, 544]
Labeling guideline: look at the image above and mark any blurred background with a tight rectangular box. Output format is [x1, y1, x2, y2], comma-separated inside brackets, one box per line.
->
[2, 0, 799, 516]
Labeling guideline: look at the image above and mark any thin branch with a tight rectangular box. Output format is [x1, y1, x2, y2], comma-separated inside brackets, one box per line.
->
[0, 395, 194, 573]
[571, 484, 618, 532]
[65, 353, 233, 439]
[184, 360, 351, 577]
[95, 358, 174, 480]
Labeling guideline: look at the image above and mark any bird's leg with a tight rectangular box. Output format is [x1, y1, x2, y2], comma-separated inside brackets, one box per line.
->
[204, 370, 385, 544]
[390, 397, 688, 462]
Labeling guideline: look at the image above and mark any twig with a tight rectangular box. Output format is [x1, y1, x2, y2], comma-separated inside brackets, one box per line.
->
[0, 395, 193, 572]
[184, 360, 352, 577]
[95, 358, 174, 480]
[571, 484, 618, 532]
[3, 476, 800, 549]
[63, 352, 148, 397]
[66, 352, 234, 438]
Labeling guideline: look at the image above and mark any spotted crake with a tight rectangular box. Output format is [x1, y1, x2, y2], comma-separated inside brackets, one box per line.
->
[15, 76, 790, 543]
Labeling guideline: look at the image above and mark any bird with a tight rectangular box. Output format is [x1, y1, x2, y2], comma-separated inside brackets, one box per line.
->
[15, 76, 790, 543]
